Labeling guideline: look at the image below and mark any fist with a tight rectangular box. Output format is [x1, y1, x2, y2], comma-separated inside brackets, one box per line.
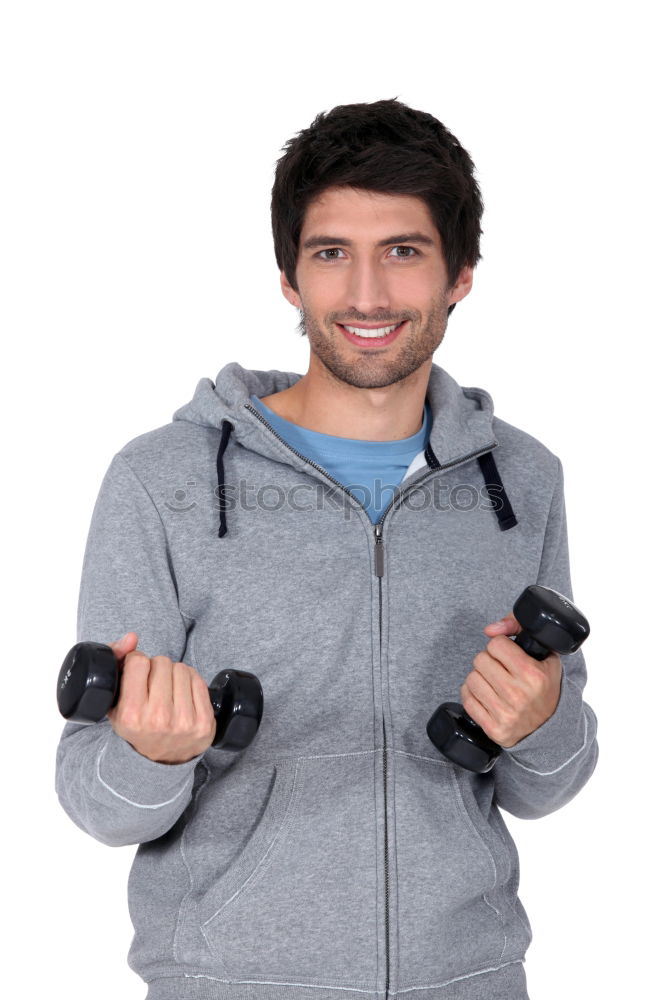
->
[106, 632, 216, 764]
[459, 613, 563, 748]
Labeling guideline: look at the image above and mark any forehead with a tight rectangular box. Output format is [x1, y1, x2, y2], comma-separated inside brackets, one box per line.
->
[299, 186, 440, 246]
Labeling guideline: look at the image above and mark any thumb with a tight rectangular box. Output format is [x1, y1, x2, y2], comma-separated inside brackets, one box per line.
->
[484, 614, 522, 636]
[108, 631, 138, 661]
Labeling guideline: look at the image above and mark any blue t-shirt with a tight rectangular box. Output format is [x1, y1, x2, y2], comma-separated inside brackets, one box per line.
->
[250, 394, 432, 524]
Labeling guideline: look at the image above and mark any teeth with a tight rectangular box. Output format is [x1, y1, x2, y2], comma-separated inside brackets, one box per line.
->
[342, 322, 402, 338]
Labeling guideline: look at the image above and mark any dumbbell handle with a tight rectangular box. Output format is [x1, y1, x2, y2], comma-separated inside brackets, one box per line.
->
[57, 641, 263, 752]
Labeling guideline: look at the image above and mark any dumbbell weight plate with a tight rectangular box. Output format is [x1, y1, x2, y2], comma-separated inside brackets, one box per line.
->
[209, 670, 264, 751]
[57, 642, 118, 724]
[426, 701, 501, 773]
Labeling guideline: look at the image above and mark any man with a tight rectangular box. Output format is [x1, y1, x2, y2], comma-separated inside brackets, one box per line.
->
[56, 98, 598, 1000]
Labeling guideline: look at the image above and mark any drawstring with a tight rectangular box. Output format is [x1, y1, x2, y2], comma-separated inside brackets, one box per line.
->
[426, 441, 518, 532]
[215, 420, 516, 538]
[216, 419, 234, 538]
[476, 450, 518, 531]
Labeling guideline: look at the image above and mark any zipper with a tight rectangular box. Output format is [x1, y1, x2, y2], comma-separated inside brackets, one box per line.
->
[369, 443, 495, 997]
[243, 402, 497, 996]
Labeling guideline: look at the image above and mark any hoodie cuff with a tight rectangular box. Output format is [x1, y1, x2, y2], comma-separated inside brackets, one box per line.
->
[503, 667, 588, 772]
[95, 729, 204, 808]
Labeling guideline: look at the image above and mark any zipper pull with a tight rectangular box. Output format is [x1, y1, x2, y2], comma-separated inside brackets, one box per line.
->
[374, 523, 384, 577]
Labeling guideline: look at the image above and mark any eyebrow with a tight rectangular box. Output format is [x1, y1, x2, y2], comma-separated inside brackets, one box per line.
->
[302, 232, 436, 250]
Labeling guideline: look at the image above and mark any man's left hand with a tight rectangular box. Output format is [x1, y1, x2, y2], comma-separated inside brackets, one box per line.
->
[459, 612, 563, 748]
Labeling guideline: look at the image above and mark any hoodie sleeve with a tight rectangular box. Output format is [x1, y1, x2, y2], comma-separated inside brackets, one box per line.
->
[55, 452, 204, 847]
[491, 456, 599, 820]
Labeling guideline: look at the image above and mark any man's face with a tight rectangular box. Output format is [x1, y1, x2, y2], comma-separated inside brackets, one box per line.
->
[280, 185, 473, 390]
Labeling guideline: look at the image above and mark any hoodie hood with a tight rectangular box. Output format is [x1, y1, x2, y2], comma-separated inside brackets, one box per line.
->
[172, 361, 517, 538]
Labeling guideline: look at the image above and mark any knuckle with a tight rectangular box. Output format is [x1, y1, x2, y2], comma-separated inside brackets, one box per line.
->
[150, 655, 174, 670]
[125, 651, 150, 669]
[502, 702, 517, 723]
[117, 707, 140, 731]
[475, 655, 491, 678]
[462, 683, 479, 705]
[487, 635, 504, 656]
[513, 688, 528, 710]
[174, 715, 194, 735]
[198, 719, 215, 741]
[471, 667, 484, 687]
[490, 700, 504, 722]
[149, 708, 172, 731]
[532, 668, 547, 691]
[192, 670, 208, 691]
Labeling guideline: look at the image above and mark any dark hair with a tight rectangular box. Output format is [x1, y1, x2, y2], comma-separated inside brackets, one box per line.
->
[270, 97, 484, 318]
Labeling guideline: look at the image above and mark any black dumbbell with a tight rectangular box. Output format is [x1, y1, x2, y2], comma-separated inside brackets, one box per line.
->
[426, 585, 590, 773]
[57, 641, 263, 752]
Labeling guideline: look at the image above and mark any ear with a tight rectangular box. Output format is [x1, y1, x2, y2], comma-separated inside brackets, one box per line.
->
[448, 265, 474, 306]
[280, 271, 302, 309]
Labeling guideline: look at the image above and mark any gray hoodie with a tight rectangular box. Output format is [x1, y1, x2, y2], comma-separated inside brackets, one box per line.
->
[55, 361, 599, 1000]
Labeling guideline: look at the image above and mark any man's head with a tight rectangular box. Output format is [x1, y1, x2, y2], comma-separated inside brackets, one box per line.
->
[271, 98, 483, 389]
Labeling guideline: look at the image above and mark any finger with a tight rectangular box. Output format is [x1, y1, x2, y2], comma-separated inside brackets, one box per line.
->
[483, 614, 522, 636]
[116, 650, 151, 710]
[191, 670, 215, 733]
[172, 662, 196, 725]
[146, 655, 175, 706]
[471, 651, 515, 700]
[108, 631, 139, 662]
[466, 663, 512, 716]
[487, 632, 550, 681]
[461, 687, 495, 733]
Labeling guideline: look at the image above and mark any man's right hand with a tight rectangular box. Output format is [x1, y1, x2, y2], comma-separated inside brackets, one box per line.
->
[106, 632, 217, 764]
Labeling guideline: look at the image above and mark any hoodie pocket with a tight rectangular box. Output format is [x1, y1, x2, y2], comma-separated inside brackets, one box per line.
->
[393, 752, 523, 988]
[196, 751, 380, 988]
[484, 797, 533, 949]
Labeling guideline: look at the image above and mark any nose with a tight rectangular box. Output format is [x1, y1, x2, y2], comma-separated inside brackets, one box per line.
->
[344, 256, 391, 318]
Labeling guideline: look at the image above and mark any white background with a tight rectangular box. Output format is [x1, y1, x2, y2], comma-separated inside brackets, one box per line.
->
[1, 2, 663, 997]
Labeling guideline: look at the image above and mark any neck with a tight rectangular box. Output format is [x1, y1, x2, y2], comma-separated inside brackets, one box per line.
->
[261, 354, 432, 441]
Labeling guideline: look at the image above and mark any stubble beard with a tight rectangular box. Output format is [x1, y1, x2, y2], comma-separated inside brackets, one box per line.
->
[295, 288, 451, 390]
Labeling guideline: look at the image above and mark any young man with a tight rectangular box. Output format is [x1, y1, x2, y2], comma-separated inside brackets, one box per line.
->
[56, 98, 598, 1000]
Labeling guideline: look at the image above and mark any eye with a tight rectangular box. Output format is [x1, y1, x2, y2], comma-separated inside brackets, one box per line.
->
[388, 246, 419, 259]
[316, 248, 345, 260]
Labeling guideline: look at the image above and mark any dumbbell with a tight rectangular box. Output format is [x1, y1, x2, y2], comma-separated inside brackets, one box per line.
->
[57, 641, 263, 752]
[426, 585, 590, 773]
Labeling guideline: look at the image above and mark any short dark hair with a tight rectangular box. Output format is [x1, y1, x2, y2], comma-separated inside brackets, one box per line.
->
[270, 97, 484, 318]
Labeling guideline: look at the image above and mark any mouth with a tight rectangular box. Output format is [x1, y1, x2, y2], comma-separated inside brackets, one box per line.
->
[336, 320, 408, 348]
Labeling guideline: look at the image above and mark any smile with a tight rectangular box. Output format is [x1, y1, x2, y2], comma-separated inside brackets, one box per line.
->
[336, 320, 408, 347]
